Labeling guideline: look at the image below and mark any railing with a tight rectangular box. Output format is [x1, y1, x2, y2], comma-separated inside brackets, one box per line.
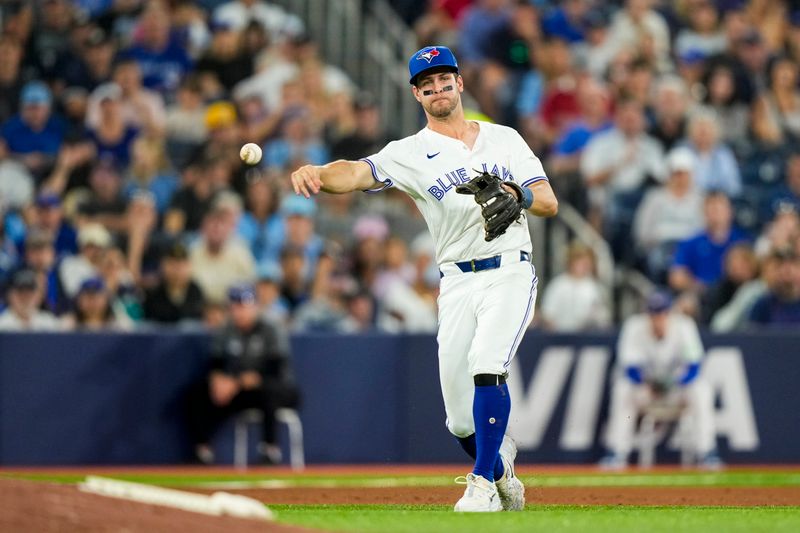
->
[535, 202, 615, 314]
[275, 0, 420, 136]
[615, 267, 657, 320]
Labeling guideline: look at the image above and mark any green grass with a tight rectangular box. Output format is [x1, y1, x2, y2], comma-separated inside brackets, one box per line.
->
[272, 504, 800, 533]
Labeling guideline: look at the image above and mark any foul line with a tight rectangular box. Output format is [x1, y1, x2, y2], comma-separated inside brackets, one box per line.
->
[79, 476, 273, 520]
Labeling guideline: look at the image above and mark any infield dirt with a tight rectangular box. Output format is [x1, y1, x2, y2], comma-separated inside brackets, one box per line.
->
[0, 479, 314, 533]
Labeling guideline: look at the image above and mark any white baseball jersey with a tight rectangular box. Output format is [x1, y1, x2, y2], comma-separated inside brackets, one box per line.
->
[362, 120, 546, 438]
[361, 121, 548, 264]
[617, 312, 705, 383]
[608, 312, 715, 458]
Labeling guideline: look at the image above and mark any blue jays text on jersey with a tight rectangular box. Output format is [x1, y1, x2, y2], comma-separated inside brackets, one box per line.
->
[427, 163, 516, 201]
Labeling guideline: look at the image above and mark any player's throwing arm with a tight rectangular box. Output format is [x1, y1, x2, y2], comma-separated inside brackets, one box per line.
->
[291, 161, 376, 197]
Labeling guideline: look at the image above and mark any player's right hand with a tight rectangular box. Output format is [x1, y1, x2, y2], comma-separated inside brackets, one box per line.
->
[291, 165, 324, 198]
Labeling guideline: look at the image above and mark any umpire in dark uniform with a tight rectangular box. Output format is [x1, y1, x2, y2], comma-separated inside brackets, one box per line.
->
[186, 283, 300, 464]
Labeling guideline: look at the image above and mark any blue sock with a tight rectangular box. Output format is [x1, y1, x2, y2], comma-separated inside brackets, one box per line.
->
[471, 382, 510, 482]
[457, 434, 505, 480]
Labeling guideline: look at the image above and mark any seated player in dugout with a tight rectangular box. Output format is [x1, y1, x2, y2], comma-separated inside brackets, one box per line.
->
[290, 45, 558, 512]
[186, 283, 300, 465]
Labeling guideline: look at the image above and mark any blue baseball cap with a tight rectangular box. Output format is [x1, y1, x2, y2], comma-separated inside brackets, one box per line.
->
[280, 195, 316, 217]
[646, 291, 673, 314]
[679, 48, 707, 66]
[21, 81, 52, 106]
[408, 45, 459, 85]
[35, 192, 62, 208]
[228, 283, 257, 304]
[79, 276, 106, 294]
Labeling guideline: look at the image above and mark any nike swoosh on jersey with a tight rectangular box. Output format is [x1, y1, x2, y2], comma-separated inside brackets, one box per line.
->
[426, 152, 440, 159]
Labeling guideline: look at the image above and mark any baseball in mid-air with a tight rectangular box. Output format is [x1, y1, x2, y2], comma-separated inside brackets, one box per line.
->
[239, 143, 262, 165]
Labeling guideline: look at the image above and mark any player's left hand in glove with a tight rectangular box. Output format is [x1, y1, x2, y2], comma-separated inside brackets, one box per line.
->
[456, 171, 526, 241]
[648, 378, 673, 398]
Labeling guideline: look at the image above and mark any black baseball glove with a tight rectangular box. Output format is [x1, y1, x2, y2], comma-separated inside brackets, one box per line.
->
[456, 171, 525, 241]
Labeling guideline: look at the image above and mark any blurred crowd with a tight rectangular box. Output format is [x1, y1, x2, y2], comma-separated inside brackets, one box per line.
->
[0, 0, 439, 333]
[1, 0, 799, 333]
[397, 0, 800, 330]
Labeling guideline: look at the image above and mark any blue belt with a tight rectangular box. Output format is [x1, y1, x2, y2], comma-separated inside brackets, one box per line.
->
[454, 251, 530, 273]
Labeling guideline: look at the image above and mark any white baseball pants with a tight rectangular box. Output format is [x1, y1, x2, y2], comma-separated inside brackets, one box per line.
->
[436, 260, 538, 437]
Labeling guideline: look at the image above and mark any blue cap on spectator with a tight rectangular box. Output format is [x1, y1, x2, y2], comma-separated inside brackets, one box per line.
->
[646, 291, 673, 314]
[228, 283, 257, 304]
[408, 45, 459, 85]
[79, 276, 106, 294]
[679, 49, 707, 65]
[280, 195, 316, 217]
[36, 192, 61, 208]
[256, 262, 283, 283]
[21, 81, 52, 106]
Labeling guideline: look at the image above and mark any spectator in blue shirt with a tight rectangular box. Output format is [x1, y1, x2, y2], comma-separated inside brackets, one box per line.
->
[550, 78, 613, 174]
[748, 249, 800, 326]
[124, 135, 179, 214]
[119, 2, 193, 95]
[681, 108, 742, 197]
[276, 195, 325, 280]
[763, 150, 800, 220]
[87, 83, 140, 169]
[457, 0, 515, 120]
[0, 82, 65, 178]
[541, 0, 590, 43]
[263, 108, 329, 172]
[237, 174, 284, 267]
[18, 229, 69, 316]
[457, 0, 513, 64]
[31, 193, 78, 260]
[670, 191, 749, 293]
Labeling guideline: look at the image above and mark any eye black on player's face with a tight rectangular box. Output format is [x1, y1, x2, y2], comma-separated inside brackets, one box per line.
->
[414, 71, 461, 118]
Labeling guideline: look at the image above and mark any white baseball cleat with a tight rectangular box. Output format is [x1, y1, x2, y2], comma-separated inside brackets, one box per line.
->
[453, 473, 503, 512]
[495, 435, 525, 511]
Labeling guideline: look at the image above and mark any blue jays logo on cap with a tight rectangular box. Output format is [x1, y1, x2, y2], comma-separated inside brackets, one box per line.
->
[409, 45, 459, 84]
[417, 48, 441, 63]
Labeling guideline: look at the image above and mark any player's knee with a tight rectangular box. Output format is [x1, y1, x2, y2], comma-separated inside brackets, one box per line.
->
[448, 422, 475, 439]
[473, 374, 506, 386]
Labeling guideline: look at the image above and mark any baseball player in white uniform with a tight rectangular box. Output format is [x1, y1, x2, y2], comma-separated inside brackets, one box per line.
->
[291, 46, 558, 512]
[602, 291, 720, 469]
